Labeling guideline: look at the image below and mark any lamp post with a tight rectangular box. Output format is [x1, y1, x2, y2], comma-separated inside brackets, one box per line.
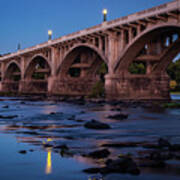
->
[102, 9, 108, 22]
[48, 30, 53, 41]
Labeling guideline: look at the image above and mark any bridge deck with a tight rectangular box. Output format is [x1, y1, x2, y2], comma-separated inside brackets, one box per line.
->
[0, 0, 179, 61]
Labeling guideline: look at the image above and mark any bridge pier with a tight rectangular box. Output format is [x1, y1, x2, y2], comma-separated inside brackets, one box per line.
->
[105, 73, 170, 100]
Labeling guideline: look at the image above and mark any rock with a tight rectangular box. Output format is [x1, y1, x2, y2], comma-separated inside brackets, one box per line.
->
[107, 113, 128, 120]
[102, 142, 139, 148]
[79, 111, 85, 114]
[29, 149, 34, 152]
[138, 159, 166, 168]
[84, 156, 140, 175]
[18, 150, 27, 154]
[111, 108, 122, 111]
[76, 119, 84, 122]
[0, 115, 18, 119]
[149, 150, 173, 161]
[43, 144, 53, 148]
[60, 148, 74, 157]
[84, 120, 111, 130]
[2, 105, 9, 109]
[169, 144, 180, 151]
[103, 157, 140, 175]
[85, 149, 110, 159]
[158, 138, 171, 148]
[83, 168, 101, 174]
[49, 112, 56, 115]
[88, 174, 104, 180]
[54, 144, 69, 150]
[142, 143, 160, 149]
[68, 115, 76, 120]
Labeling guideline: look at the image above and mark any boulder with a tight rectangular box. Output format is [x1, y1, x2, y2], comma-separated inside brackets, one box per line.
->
[85, 149, 110, 159]
[107, 113, 128, 120]
[84, 120, 111, 130]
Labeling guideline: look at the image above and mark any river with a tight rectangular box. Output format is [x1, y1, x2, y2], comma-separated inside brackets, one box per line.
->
[0, 96, 180, 180]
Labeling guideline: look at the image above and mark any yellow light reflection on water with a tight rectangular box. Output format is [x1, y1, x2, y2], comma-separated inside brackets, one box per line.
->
[46, 149, 52, 175]
[45, 138, 53, 175]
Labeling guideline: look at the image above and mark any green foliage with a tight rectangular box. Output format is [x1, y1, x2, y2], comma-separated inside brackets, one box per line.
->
[163, 102, 180, 108]
[98, 62, 108, 75]
[89, 81, 105, 98]
[129, 62, 146, 74]
[167, 59, 180, 91]
[32, 72, 45, 80]
[167, 59, 180, 84]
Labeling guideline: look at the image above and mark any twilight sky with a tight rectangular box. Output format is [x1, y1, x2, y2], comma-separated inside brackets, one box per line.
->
[0, 0, 171, 54]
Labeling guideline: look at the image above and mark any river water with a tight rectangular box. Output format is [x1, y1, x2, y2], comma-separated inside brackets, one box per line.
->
[0, 96, 180, 180]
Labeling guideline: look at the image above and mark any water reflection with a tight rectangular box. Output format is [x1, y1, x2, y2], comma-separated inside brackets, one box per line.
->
[45, 138, 52, 175]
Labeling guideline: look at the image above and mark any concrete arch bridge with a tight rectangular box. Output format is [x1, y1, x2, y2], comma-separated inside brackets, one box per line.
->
[1, 0, 180, 100]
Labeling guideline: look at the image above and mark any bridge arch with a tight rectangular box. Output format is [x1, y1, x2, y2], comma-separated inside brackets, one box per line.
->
[114, 23, 180, 74]
[4, 60, 21, 80]
[24, 54, 51, 79]
[54, 43, 108, 96]
[22, 55, 51, 93]
[56, 43, 108, 76]
[3, 61, 21, 92]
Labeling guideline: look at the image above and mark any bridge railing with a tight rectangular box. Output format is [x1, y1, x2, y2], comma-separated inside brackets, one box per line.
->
[0, 0, 179, 61]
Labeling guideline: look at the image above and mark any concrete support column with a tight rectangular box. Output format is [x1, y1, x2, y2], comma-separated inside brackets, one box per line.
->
[146, 61, 153, 74]
[98, 37, 103, 51]
[19, 56, 25, 93]
[105, 73, 170, 100]
[1, 62, 5, 81]
[128, 27, 133, 43]
[137, 25, 141, 35]
[107, 32, 119, 74]
[120, 30, 125, 51]
[51, 47, 59, 76]
[48, 47, 59, 94]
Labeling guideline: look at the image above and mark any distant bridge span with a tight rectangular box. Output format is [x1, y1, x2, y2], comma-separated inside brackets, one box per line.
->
[1, 0, 180, 100]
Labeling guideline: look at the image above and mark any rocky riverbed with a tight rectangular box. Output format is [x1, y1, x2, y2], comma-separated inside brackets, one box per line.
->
[0, 96, 180, 180]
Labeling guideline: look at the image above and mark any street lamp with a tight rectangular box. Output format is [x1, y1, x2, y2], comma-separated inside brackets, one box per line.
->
[48, 30, 53, 41]
[102, 9, 108, 22]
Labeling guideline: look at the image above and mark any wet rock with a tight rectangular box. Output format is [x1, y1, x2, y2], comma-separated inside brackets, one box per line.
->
[2, 105, 9, 109]
[169, 144, 180, 151]
[20, 101, 26, 105]
[54, 144, 69, 150]
[79, 111, 85, 114]
[49, 112, 56, 115]
[85, 149, 110, 159]
[83, 168, 101, 174]
[76, 119, 84, 122]
[138, 159, 166, 168]
[111, 108, 122, 111]
[84, 120, 111, 130]
[18, 150, 27, 154]
[104, 157, 140, 175]
[29, 149, 34, 152]
[43, 144, 53, 148]
[84, 156, 140, 175]
[173, 152, 180, 159]
[0, 115, 18, 119]
[142, 143, 160, 149]
[60, 148, 74, 157]
[107, 113, 128, 120]
[68, 115, 76, 120]
[149, 150, 173, 161]
[102, 142, 139, 148]
[158, 138, 171, 148]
